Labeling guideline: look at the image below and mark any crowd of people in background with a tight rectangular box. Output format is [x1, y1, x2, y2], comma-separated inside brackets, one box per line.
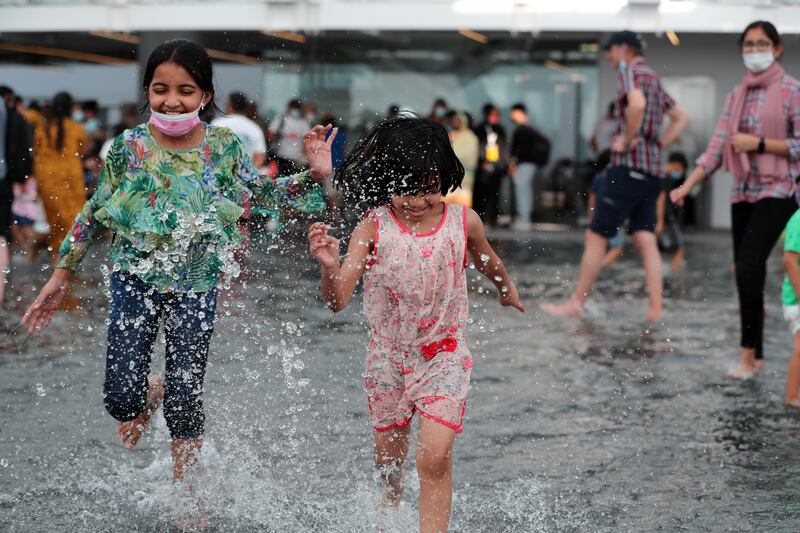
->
[0, 78, 700, 312]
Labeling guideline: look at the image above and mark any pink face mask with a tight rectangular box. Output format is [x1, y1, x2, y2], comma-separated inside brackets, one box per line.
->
[149, 94, 204, 137]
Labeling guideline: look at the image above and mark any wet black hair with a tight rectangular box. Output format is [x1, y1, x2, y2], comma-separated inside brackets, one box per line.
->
[49, 91, 73, 151]
[229, 91, 248, 113]
[739, 20, 781, 48]
[334, 114, 465, 208]
[667, 152, 688, 169]
[141, 39, 220, 115]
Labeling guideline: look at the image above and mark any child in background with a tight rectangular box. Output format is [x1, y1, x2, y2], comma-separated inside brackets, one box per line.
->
[782, 209, 800, 405]
[12, 178, 49, 262]
[11, 178, 37, 251]
[656, 152, 688, 273]
[308, 116, 524, 533]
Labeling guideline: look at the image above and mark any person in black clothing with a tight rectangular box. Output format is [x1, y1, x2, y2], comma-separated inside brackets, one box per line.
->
[0, 86, 33, 309]
[473, 103, 508, 226]
[509, 103, 550, 230]
[0, 86, 32, 193]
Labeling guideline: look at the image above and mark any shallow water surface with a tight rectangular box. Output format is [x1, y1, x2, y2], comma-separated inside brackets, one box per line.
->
[2, 228, 800, 532]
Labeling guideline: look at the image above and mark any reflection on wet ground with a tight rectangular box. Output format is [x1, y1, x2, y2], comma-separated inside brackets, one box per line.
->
[2, 228, 800, 532]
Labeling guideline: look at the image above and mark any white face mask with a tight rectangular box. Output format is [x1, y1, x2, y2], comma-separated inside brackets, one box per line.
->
[743, 51, 775, 73]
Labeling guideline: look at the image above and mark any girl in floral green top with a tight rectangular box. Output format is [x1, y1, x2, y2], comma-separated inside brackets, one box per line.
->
[21, 40, 335, 528]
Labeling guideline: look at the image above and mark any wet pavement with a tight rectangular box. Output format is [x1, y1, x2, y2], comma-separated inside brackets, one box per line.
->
[2, 227, 800, 532]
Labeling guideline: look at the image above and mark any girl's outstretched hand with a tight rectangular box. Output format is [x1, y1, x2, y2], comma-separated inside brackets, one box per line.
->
[21, 269, 72, 334]
[304, 124, 339, 181]
[499, 281, 525, 312]
[308, 222, 340, 269]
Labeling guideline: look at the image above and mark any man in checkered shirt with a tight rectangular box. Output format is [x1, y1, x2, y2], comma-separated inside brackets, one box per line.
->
[542, 30, 689, 321]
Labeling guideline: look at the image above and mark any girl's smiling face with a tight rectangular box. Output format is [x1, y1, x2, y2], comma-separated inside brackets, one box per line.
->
[147, 61, 211, 115]
[390, 187, 443, 222]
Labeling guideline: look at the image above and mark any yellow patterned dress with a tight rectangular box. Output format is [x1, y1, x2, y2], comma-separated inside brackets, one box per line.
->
[33, 119, 88, 253]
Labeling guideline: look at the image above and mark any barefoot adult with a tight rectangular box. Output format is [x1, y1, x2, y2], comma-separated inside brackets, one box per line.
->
[671, 21, 800, 379]
[542, 30, 689, 321]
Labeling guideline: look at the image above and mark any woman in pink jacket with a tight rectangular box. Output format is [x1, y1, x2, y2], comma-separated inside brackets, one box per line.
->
[672, 20, 800, 379]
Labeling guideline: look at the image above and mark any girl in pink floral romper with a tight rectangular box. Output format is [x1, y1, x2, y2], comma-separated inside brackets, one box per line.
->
[308, 116, 524, 533]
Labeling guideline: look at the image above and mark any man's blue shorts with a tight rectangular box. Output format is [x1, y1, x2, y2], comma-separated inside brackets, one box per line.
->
[590, 165, 661, 238]
[592, 173, 624, 249]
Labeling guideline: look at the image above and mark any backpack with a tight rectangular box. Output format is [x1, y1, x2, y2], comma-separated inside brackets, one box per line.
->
[529, 128, 551, 167]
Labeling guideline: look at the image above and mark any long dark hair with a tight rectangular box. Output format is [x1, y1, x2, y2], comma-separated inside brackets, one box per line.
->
[48, 91, 72, 151]
[739, 20, 781, 48]
[334, 114, 464, 208]
[141, 39, 221, 115]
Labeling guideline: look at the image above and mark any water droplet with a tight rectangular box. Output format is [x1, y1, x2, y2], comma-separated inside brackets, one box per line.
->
[0, 459, 7, 467]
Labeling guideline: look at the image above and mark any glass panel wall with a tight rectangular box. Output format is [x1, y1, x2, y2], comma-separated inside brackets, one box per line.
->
[261, 43, 598, 163]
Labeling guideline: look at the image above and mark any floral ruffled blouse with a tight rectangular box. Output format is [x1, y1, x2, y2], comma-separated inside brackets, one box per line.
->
[57, 123, 326, 293]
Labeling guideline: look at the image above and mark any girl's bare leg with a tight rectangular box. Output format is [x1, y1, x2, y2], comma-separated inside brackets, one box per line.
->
[374, 426, 411, 508]
[171, 437, 208, 531]
[786, 332, 800, 405]
[416, 417, 456, 533]
[171, 437, 203, 483]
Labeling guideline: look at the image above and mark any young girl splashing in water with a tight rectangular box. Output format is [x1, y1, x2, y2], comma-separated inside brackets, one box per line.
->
[22, 39, 335, 527]
[308, 116, 524, 532]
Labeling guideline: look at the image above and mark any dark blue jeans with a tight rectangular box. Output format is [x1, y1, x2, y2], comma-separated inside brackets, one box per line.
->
[103, 272, 217, 440]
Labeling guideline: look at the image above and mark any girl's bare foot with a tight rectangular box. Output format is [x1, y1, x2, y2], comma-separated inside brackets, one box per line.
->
[174, 507, 209, 532]
[117, 375, 164, 449]
[540, 299, 583, 318]
[173, 477, 209, 532]
[376, 483, 404, 533]
[380, 480, 404, 509]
